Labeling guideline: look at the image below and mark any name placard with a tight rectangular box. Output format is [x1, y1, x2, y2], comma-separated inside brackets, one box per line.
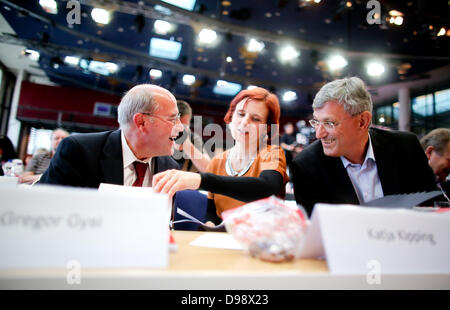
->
[300, 204, 450, 274]
[0, 185, 170, 269]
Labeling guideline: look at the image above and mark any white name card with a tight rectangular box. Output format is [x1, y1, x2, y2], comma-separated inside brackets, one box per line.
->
[0, 185, 169, 269]
[300, 204, 450, 274]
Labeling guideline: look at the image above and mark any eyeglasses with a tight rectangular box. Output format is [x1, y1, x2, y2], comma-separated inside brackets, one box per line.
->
[141, 112, 181, 126]
[309, 113, 360, 130]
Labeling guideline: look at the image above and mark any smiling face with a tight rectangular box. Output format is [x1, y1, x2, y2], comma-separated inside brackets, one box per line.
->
[313, 100, 371, 163]
[230, 98, 269, 149]
[131, 87, 183, 159]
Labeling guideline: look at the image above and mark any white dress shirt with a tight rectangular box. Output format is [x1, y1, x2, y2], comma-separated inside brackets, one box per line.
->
[121, 131, 153, 187]
[340, 135, 384, 204]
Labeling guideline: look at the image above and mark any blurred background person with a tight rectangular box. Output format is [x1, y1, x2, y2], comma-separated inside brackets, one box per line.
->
[172, 100, 211, 172]
[19, 128, 69, 184]
[280, 122, 296, 167]
[153, 87, 289, 226]
[0, 135, 18, 176]
[420, 128, 450, 198]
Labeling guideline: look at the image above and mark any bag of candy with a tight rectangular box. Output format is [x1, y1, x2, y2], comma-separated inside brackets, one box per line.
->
[222, 196, 307, 263]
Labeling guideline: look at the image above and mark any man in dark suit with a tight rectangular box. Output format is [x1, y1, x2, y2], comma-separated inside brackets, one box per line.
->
[39, 84, 184, 188]
[290, 77, 437, 216]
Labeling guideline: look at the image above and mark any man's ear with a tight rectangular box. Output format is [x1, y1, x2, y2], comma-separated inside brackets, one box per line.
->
[359, 111, 372, 129]
[133, 113, 147, 130]
[424, 145, 434, 160]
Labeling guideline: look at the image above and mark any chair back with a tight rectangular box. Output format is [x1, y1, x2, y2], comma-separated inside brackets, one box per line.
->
[173, 190, 207, 231]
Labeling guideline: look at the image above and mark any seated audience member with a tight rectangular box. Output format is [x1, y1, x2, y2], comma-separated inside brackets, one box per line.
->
[420, 128, 450, 198]
[152, 87, 289, 225]
[290, 77, 437, 216]
[0, 135, 18, 176]
[280, 122, 296, 166]
[172, 100, 211, 172]
[19, 128, 69, 184]
[39, 84, 183, 187]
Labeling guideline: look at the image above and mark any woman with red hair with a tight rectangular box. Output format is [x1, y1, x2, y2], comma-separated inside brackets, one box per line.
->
[153, 87, 289, 226]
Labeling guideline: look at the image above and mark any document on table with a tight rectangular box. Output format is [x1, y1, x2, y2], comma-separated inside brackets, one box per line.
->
[190, 232, 244, 250]
[174, 208, 226, 231]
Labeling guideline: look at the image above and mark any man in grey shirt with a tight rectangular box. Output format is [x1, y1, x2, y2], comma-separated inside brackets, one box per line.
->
[19, 128, 69, 184]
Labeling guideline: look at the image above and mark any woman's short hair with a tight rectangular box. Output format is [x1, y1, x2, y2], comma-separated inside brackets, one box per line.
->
[224, 87, 281, 144]
[313, 76, 373, 115]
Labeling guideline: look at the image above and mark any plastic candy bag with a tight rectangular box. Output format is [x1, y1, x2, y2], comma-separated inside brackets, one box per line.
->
[222, 196, 307, 263]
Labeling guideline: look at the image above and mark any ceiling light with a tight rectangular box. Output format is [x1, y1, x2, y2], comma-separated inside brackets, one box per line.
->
[345, 1, 352, 8]
[91, 8, 111, 25]
[149, 38, 182, 60]
[64, 56, 80, 66]
[24, 49, 40, 61]
[394, 16, 403, 25]
[154, 20, 174, 35]
[198, 28, 217, 45]
[247, 38, 264, 53]
[213, 80, 242, 96]
[437, 27, 446, 36]
[367, 61, 385, 77]
[226, 56, 232, 63]
[80, 60, 118, 76]
[39, 0, 57, 14]
[283, 91, 297, 102]
[388, 10, 403, 17]
[279, 45, 300, 62]
[182, 74, 196, 85]
[149, 69, 162, 79]
[327, 55, 348, 71]
[160, 0, 196, 11]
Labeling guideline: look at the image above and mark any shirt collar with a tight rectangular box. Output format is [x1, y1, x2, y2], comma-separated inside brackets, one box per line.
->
[340, 134, 375, 168]
[121, 131, 151, 168]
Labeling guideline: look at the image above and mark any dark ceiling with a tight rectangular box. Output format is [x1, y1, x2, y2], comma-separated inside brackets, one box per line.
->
[0, 0, 449, 117]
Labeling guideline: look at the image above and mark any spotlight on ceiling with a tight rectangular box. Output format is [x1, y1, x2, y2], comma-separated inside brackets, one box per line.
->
[91, 8, 111, 25]
[154, 20, 174, 35]
[437, 27, 446, 37]
[149, 69, 163, 79]
[366, 61, 385, 77]
[279, 45, 300, 63]
[388, 10, 403, 26]
[198, 28, 217, 45]
[182, 74, 196, 86]
[226, 56, 233, 63]
[64, 56, 80, 66]
[23, 49, 40, 61]
[327, 55, 348, 71]
[283, 91, 297, 102]
[39, 0, 57, 14]
[79, 60, 118, 76]
[247, 38, 265, 53]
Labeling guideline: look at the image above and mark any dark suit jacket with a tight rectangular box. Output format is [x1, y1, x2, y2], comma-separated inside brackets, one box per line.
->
[290, 128, 437, 216]
[39, 129, 180, 188]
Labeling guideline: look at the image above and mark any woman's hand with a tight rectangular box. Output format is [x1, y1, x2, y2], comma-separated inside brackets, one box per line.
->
[152, 169, 201, 198]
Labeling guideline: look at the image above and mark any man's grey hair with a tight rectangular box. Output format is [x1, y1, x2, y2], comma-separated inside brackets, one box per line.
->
[117, 85, 160, 129]
[420, 128, 450, 155]
[313, 76, 373, 115]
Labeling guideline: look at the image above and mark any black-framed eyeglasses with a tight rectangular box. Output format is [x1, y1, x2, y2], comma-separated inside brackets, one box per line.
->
[141, 112, 181, 126]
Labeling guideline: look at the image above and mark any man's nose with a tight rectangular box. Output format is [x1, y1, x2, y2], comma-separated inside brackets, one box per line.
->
[315, 123, 327, 139]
